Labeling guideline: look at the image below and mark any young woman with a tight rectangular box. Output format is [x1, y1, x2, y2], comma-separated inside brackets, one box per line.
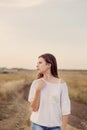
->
[28, 53, 71, 130]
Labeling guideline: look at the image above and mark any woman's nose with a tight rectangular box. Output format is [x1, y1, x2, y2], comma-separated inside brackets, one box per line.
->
[36, 64, 38, 68]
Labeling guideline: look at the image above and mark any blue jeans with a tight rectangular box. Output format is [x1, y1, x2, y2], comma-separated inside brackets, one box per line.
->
[31, 123, 61, 130]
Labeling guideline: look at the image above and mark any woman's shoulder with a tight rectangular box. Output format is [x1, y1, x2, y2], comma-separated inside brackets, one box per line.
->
[56, 78, 66, 84]
[58, 79, 68, 90]
[57, 78, 68, 89]
[32, 78, 42, 83]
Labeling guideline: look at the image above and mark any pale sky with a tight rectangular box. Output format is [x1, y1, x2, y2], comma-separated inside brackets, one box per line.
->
[0, 0, 87, 70]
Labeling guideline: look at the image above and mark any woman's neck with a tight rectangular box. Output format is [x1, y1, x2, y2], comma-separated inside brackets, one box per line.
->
[43, 72, 54, 81]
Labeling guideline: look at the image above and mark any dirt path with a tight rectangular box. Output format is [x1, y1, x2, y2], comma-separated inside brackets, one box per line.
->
[69, 100, 87, 130]
[67, 125, 80, 130]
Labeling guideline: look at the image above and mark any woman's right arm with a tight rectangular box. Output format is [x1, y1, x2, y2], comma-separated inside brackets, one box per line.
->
[30, 89, 41, 112]
[30, 80, 46, 112]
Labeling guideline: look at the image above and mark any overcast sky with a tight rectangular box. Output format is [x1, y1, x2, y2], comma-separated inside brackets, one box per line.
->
[0, 0, 87, 70]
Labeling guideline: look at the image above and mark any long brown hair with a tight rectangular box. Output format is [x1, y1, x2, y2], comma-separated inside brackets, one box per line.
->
[37, 53, 58, 79]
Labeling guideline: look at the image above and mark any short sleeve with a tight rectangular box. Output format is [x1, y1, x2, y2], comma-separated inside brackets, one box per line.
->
[28, 80, 37, 103]
[60, 83, 71, 115]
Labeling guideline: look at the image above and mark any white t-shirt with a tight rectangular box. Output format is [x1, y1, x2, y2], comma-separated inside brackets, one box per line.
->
[28, 78, 71, 127]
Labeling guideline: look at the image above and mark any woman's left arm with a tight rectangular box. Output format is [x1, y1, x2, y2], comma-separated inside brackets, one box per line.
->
[61, 82, 71, 130]
[61, 115, 69, 130]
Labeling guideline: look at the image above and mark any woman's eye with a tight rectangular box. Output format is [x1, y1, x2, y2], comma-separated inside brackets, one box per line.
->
[39, 62, 42, 64]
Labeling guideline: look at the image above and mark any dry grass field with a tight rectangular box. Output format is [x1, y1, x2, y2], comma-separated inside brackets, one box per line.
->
[0, 69, 87, 130]
[59, 70, 87, 104]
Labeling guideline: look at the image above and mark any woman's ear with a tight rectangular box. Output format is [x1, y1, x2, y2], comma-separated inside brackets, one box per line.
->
[47, 63, 51, 68]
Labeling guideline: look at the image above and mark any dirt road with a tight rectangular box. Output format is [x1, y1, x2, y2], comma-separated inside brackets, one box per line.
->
[67, 125, 80, 130]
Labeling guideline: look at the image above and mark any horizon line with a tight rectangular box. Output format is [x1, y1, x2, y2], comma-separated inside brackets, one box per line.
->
[0, 67, 87, 71]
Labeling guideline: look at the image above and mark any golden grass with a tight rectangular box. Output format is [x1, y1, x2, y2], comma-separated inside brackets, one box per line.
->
[0, 70, 87, 104]
[0, 70, 36, 82]
[59, 70, 87, 104]
[0, 80, 25, 100]
[0, 70, 37, 101]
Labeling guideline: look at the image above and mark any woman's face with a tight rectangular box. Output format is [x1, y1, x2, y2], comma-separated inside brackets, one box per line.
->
[36, 57, 51, 74]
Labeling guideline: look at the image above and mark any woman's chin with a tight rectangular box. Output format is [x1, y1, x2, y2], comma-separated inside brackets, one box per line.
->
[37, 70, 41, 73]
